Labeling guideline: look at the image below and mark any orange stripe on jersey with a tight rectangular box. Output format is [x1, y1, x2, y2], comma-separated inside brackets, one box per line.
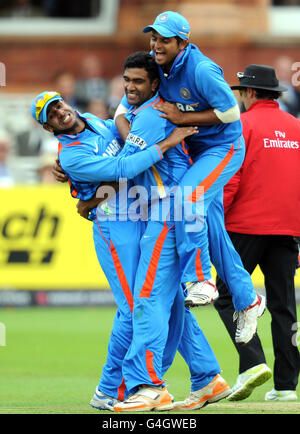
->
[95, 219, 133, 312]
[95, 218, 111, 251]
[153, 145, 163, 160]
[187, 143, 234, 203]
[110, 240, 134, 313]
[145, 350, 164, 386]
[181, 140, 194, 166]
[68, 179, 78, 198]
[195, 249, 205, 281]
[133, 96, 162, 114]
[63, 140, 81, 147]
[58, 140, 82, 155]
[139, 222, 173, 298]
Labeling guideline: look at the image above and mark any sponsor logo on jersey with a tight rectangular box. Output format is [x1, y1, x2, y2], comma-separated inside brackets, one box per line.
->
[176, 102, 199, 112]
[102, 139, 121, 156]
[126, 133, 147, 149]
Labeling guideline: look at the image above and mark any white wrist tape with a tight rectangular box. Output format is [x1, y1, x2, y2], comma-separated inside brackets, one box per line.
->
[114, 103, 129, 120]
[213, 104, 240, 123]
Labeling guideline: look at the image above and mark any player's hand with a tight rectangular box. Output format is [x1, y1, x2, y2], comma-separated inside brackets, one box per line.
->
[76, 196, 103, 220]
[168, 126, 199, 143]
[158, 126, 198, 153]
[76, 199, 93, 220]
[52, 159, 68, 183]
[154, 101, 184, 124]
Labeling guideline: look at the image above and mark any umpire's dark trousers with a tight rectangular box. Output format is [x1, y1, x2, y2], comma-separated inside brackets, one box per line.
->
[214, 232, 300, 391]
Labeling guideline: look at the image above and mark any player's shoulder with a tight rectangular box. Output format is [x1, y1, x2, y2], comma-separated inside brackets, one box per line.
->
[195, 58, 222, 79]
[82, 112, 113, 131]
[133, 97, 166, 127]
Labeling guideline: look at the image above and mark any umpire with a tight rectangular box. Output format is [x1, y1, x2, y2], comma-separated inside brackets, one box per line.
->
[215, 64, 300, 401]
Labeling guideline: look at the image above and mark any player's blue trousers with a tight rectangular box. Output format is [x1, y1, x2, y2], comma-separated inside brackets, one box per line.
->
[176, 136, 256, 310]
[93, 218, 143, 401]
[121, 219, 220, 395]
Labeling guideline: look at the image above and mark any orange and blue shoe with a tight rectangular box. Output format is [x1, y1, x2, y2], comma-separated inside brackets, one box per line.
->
[173, 374, 231, 411]
[114, 385, 174, 412]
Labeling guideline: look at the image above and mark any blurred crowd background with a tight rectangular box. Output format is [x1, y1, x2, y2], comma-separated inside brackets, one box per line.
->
[0, 0, 300, 186]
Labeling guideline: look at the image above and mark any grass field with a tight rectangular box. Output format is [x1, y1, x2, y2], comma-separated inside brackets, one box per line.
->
[0, 304, 299, 415]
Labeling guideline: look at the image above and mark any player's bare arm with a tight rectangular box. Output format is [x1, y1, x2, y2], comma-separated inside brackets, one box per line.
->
[115, 114, 130, 141]
[154, 101, 222, 126]
[52, 158, 68, 183]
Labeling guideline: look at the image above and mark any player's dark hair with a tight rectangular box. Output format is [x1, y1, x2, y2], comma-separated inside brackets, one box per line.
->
[254, 88, 282, 100]
[175, 36, 184, 45]
[124, 52, 160, 83]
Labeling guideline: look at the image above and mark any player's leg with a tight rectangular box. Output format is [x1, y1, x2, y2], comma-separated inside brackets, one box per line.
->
[162, 290, 231, 411]
[115, 221, 180, 412]
[208, 195, 256, 311]
[91, 219, 142, 405]
[162, 284, 220, 388]
[177, 138, 265, 342]
[176, 137, 247, 305]
[161, 285, 185, 374]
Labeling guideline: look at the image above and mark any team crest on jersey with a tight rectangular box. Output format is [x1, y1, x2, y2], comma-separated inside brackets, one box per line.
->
[180, 87, 191, 100]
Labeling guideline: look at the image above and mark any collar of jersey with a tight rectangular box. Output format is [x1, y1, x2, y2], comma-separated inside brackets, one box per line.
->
[155, 43, 192, 80]
[54, 111, 96, 139]
[247, 99, 279, 112]
[128, 92, 161, 116]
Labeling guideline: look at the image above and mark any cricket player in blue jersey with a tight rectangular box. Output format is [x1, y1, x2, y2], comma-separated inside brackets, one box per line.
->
[115, 12, 266, 351]
[31, 90, 199, 411]
[111, 52, 231, 413]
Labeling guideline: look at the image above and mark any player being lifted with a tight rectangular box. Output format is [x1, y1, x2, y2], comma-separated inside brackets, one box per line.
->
[115, 11, 266, 348]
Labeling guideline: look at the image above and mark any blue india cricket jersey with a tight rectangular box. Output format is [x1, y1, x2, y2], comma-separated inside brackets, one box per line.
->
[120, 44, 242, 160]
[120, 92, 190, 220]
[57, 112, 164, 220]
[155, 44, 242, 158]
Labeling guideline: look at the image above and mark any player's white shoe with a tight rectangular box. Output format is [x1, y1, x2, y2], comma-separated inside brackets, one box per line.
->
[90, 387, 120, 411]
[173, 374, 231, 411]
[184, 278, 219, 308]
[114, 385, 174, 412]
[265, 388, 298, 401]
[234, 294, 266, 344]
[227, 363, 272, 401]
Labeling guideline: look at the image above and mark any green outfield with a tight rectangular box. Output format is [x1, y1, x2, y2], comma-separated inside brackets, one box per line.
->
[0, 304, 299, 414]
